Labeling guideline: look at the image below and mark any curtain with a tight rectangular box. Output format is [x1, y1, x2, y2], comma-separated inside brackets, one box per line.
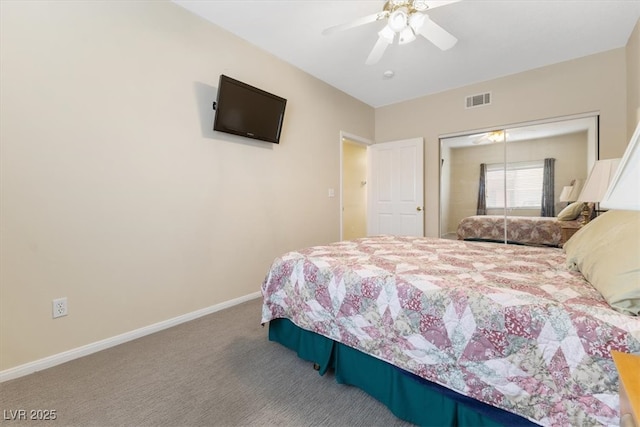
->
[476, 163, 487, 215]
[540, 158, 555, 217]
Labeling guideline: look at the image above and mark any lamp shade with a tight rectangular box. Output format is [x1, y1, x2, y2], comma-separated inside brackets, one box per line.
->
[600, 122, 640, 211]
[578, 158, 621, 203]
[559, 186, 574, 202]
[559, 179, 583, 202]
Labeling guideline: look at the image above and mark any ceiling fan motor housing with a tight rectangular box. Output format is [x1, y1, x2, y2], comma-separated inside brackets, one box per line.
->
[385, 1, 434, 44]
[385, 0, 430, 14]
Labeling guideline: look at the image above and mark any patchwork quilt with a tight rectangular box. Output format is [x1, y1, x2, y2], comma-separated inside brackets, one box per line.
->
[261, 236, 640, 426]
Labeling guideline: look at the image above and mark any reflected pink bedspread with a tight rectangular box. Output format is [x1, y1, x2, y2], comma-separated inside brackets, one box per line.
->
[456, 215, 580, 247]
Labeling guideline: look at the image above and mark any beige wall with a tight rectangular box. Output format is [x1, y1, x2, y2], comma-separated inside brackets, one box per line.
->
[1, 3, 636, 373]
[628, 19, 640, 137]
[376, 48, 629, 237]
[0, 1, 374, 370]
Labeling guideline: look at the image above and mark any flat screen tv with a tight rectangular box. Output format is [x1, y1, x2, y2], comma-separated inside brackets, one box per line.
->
[213, 75, 287, 144]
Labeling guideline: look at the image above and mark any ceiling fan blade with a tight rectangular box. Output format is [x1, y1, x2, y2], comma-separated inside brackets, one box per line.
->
[322, 12, 387, 36]
[472, 136, 489, 145]
[417, 15, 458, 50]
[365, 34, 393, 65]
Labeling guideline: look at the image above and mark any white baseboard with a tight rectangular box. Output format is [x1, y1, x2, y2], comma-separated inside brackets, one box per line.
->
[0, 291, 261, 383]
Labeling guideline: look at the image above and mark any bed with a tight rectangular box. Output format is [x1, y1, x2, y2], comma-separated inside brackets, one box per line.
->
[261, 210, 640, 426]
[456, 203, 593, 247]
[455, 215, 577, 247]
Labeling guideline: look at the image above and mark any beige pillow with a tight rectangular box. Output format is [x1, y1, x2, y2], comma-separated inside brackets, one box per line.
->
[564, 210, 640, 315]
[557, 201, 585, 220]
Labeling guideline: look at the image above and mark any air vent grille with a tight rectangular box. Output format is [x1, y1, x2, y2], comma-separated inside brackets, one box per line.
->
[465, 92, 491, 108]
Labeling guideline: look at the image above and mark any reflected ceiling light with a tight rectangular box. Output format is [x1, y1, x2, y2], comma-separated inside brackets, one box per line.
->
[470, 130, 506, 145]
[487, 130, 505, 142]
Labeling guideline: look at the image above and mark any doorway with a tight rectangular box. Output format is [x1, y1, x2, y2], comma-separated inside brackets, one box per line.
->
[340, 132, 371, 241]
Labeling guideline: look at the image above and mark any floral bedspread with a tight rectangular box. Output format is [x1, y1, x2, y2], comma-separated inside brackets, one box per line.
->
[261, 236, 640, 426]
[456, 215, 581, 247]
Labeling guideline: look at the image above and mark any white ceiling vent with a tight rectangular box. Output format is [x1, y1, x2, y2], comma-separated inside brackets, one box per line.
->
[465, 92, 491, 109]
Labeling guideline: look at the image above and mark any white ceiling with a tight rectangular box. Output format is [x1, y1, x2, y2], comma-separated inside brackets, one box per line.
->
[174, 0, 640, 108]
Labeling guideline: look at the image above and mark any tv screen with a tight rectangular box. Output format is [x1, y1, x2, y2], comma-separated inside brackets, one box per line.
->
[213, 75, 287, 144]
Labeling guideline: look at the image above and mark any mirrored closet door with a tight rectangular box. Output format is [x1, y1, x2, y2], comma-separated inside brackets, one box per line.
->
[439, 115, 598, 246]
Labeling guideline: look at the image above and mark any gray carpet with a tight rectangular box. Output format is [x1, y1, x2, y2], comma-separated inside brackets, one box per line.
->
[0, 298, 414, 426]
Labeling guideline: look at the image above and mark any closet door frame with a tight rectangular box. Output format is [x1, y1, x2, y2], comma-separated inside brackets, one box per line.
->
[438, 113, 599, 242]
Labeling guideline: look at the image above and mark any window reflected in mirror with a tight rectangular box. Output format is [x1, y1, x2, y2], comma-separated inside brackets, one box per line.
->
[440, 116, 598, 246]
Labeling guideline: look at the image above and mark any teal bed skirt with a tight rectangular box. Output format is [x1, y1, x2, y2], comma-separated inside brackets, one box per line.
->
[268, 318, 536, 427]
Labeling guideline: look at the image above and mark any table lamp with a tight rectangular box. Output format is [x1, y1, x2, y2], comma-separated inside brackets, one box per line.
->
[600, 122, 640, 211]
[577, 158, 621, 223]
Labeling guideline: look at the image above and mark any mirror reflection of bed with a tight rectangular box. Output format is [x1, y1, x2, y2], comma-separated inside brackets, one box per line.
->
[440, 115, 598, 247]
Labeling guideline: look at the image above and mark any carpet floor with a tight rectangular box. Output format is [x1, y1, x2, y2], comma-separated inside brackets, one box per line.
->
[0, 297, 414, 426]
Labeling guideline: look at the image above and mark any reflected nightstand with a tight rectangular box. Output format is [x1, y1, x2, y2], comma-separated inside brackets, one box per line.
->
[560, 222, 582, 246]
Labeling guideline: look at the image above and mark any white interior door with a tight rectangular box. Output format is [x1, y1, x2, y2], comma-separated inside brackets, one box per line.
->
[368, 138, 424, 236]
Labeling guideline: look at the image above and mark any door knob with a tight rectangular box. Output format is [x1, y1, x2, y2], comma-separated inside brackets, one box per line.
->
[416, 207, 422, 211]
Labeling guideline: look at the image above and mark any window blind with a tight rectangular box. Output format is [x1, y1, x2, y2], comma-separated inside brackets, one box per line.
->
[486, 160, 544, 209]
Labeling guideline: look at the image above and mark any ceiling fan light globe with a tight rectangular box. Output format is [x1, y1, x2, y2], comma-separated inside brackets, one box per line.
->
[388, 9, 409, 32]
[378, 25, 396, 43]
[408, 13, 426, 32]
[398, 27, 416, 44]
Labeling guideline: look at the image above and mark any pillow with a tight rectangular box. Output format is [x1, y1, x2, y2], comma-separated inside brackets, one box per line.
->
[557, 201, 585, 220]
[564, 210, 640, 315]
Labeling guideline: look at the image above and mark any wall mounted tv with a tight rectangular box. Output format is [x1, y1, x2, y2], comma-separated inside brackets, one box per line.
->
[213, 75, 287, 144]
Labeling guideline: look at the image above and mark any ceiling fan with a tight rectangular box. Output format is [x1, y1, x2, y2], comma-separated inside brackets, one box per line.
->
[322, 0, 460, 65]
[469, 130, 507, 145]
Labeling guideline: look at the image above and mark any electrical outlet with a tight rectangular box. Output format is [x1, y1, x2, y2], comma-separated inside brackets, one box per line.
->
[52, 297, 68, 318]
